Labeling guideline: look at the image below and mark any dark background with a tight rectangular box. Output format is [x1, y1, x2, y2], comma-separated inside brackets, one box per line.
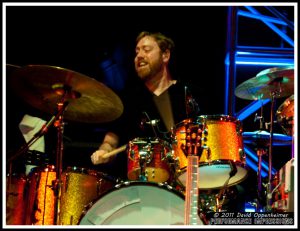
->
[4, 4, 295, 212]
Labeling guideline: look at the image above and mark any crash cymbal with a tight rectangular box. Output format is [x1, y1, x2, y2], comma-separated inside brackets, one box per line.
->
[243, 130, 292, 146]
[9, 65, 124, 123]
[235, 66, 294, 100]
[276, 95, 294, 136]
[6, 64, 21, 75]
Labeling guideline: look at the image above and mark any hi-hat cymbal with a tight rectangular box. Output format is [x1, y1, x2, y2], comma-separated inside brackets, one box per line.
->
[9, 65, 124, 123]
[276, 94, 294, 136]
[235, 66, 294, 100]
[243, 130, 292, 146]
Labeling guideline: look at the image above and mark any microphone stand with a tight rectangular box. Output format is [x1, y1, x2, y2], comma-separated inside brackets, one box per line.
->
[8, 102, 69, 164]
[6, 101, 69, 198]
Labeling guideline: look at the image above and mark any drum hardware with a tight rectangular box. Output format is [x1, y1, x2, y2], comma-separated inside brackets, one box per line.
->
[242, 128, 292, 212]
[215, 160, 237, 212]
[235, 66, 294, 212]
[138, 149, 150, 181]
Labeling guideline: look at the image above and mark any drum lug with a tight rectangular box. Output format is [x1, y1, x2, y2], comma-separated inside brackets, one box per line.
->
[96, 178, 104, 196]
[239, 148, 245, 160]
[202, 146, 211, 161]
[65, 173, 70, 192]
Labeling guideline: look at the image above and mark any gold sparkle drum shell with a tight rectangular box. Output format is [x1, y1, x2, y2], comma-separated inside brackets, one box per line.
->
[277, 95, 294, 136]
[58, 166, 116, 225]
[25, 165, 57, 225]
[6, 173, 27, 225]
[173, 115, 248, 190]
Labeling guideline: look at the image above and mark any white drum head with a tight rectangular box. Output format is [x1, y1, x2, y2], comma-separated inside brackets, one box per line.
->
[79, 182, 204, 225]
[178, 163, 248, 189]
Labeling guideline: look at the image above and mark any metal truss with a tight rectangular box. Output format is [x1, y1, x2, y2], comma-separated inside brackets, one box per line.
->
[224, 5, 295, 174]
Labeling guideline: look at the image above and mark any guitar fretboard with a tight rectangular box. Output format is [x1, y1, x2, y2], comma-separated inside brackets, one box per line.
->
[184, 155, 199, 225]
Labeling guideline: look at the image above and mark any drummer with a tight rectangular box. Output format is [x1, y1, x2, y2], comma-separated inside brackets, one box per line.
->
[90, 31, 200, 179]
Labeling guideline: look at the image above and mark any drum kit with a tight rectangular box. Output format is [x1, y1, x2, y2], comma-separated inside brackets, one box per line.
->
[6, 65, 294, 225]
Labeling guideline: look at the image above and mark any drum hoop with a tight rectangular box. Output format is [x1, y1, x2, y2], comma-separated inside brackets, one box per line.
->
[64, 166, 118, 182]
[174, 114, 241, 128]
[131, 137, 165, 144]
[6, 172, 27, 178]
[178, 160, 249, 189]
[198, 160, 247, 169]
[27, 164, 56, 175]
[178, 160, 247, 171]
[65, 166, 101, 176]
[78, 180, 185, 224]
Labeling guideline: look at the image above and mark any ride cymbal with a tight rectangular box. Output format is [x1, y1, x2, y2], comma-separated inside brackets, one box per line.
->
[9, 65, 124, 123]
[235, 66, 294, 100]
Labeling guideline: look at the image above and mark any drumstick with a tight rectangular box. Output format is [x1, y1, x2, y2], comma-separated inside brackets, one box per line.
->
[102, 144, 127, 158]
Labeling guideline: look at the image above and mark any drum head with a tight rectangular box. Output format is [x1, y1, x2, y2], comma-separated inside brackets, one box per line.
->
[79, 181, 203, 225]
[178, 162, 248, 189]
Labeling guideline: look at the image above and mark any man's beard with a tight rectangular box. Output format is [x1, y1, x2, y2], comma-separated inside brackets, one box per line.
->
[136, 60, 164, 82]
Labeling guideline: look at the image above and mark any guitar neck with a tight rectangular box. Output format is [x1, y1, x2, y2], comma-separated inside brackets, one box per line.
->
[184, 155, 199, 225]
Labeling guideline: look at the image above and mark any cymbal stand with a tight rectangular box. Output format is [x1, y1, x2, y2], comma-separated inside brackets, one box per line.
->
[254, 103, 267, 212]
[256, 147, 267, 211]
[266, 84, 281, 212]
[52, 96, 70, 225]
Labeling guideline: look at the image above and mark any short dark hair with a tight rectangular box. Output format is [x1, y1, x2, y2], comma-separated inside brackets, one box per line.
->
[136, 31, 175, 53]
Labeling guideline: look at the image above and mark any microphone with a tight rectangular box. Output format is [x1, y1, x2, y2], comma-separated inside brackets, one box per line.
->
[142, 111, 158, 137]
[185, 86, 200, 117]
[145, 119, 160, 125]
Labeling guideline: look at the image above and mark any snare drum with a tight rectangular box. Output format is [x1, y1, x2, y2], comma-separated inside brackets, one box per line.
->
[25, 165, 57, 225]
[78, 181, 204, 225]
[58, 166, 116, 225]
[173, 115, 248, 189]
[127, 137, 172, 183]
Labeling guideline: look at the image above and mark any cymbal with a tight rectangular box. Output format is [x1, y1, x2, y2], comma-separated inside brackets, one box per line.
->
[276, 94, 294, 136]
[9, 65, 124, 123]
[6, 64, 21, 75]
[243, 130, 292, 146]
[235, 66, 294, 100]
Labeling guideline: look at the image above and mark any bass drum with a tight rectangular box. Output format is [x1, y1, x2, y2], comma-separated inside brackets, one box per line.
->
[78, 181, 204, 225]
[58, 166, 117, 225]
